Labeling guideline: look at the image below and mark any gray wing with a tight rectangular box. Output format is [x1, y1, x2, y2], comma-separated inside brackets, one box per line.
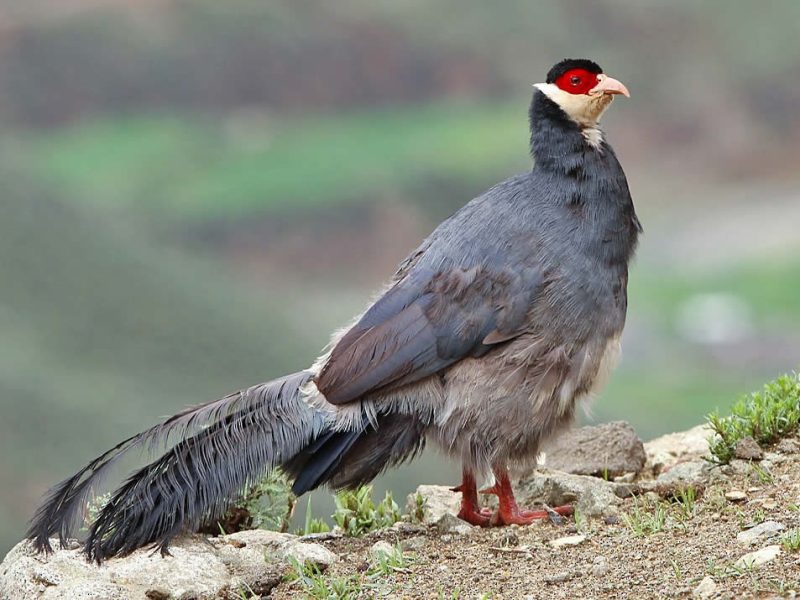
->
[315, 261, 542, 405]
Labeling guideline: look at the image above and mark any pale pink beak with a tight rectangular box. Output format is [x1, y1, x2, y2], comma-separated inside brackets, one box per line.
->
[590, 74, 630, 98]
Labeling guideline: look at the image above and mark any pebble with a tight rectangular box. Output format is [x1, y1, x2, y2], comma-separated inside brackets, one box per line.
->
[435, 512, 475, 535]
[734, 545, 782, 569]
[592, 556, 610, 577]
[369, 540, 395, 560]
[615, 472, 637, 483]
[391, 521, 424, 534]
[644, 491, 661, 503]
[299, 531, 343, 542]
[762, 500, 778, 510]
[692, 576, 716, 599]
[764, 452, 786, 465]
[737, 521, 786, 546]
[400, 536, 427, 552]
[776, 438, 799, 454]
[725, 490, 747, 502]
[549, 534, 587, 548]
[544, 571, 575, 584]
[734, 436, 764, 460]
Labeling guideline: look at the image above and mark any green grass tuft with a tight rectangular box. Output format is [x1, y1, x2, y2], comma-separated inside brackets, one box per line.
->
[367, 544, 412, 579]
[285, 557, 361, 600]
[332, 486, 402, 536]
[208, 470, 296, 535]
[284, 544, 411, 598]
[706, 373, 800, 464]
[672, 486, 697, 521]
[781, 528, 800, 552]
[296, 497, 331, 536]
[622, 497, 669, 537]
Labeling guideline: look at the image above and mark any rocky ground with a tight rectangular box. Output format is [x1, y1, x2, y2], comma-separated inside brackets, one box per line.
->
[3, 422, 800, 599]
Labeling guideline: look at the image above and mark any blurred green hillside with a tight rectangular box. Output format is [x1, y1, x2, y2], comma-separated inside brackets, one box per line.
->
[1, 0, 799, 555]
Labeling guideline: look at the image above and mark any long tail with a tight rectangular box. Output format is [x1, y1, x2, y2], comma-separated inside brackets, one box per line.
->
[28, 369, 429, 562]
[27, 370, 329, 562]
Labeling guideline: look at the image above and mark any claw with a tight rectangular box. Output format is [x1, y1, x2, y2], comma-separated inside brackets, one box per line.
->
[458, 506, 492, 527]
[482, 465, 575, 527]
[479, 484, 500, 496]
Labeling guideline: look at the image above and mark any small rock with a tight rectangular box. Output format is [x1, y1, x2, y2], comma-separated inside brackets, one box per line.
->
[644, 491, 661, 504]
[645, 424, 712, 474]
[734, 545, 782, 569]
[656, 460, 713, 486]
[282, 540, 338, 569]
[613, 483, 639, 498]
[614, 472, 637, 483]
[736, 521, 785, 546]
[544, 571, 575, 584]
[390, 521, 424, 534]
[518, 469, 623, 517]
[761, 500, 778, 510]
[369, 541, 395, 560]
[298, 531, 343, 542]
[761, 452, 785, 469]
[692, 576, 716, 599]
[406, 485, 461, 524]
[549, 535, 586, 548]
[721, 459, 753, 477]
[734, 436, 764, 460]
[435, 512, 475, 535]
[591, 556, 609, 577]
[543, 421, 646, 477]
[776, 438, 799, 454]
[725, 490, 747, 502]
[399, 536, 427, 552]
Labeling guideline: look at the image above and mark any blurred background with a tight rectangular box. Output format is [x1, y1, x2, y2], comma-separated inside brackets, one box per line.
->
[1, 0, 799, 555]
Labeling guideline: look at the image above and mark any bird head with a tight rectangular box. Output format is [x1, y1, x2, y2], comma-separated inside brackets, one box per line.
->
[533, 59, 630, 128]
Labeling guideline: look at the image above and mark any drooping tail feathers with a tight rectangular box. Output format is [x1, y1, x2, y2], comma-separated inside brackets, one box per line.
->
[28, 371, 324, 561]
[27, 370, 427, 562]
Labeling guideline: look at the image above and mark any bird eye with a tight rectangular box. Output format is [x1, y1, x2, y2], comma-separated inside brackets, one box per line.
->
[570, 76, 581, 86]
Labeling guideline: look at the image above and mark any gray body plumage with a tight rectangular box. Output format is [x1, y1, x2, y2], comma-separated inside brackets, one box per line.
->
[28, 81, 640, 562]
[313, 99, 640, 477]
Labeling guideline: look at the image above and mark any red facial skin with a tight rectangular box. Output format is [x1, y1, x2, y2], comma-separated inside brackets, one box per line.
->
[554, 68, 600, 95]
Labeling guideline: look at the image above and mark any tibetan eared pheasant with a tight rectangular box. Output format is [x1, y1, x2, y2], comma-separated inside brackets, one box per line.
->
[29, 58, 641, 562]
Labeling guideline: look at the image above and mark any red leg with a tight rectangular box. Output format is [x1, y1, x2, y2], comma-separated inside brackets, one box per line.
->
[481, 465, 574, 526]
[452, 469, 493, 526]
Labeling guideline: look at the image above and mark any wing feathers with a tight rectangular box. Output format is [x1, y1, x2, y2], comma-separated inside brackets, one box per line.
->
[316, 264, 543, 406]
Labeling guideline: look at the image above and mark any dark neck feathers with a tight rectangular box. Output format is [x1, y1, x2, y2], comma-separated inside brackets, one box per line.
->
[528, 90, 595, 173]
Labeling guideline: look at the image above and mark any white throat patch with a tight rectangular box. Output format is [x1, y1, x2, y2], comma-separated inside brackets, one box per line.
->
[534, 82, 611, 149]
[582, 126, 604, 149]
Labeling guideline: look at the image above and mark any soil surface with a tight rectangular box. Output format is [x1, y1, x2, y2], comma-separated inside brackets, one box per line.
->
[270, 441, 800, 599]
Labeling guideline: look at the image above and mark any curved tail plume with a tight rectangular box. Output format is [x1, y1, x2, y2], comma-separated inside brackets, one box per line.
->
[27, 371, 326, 562]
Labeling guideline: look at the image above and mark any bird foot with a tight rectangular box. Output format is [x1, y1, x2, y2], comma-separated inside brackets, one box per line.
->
[480, 483, 573, 525]
[457, 505, 494, 527]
